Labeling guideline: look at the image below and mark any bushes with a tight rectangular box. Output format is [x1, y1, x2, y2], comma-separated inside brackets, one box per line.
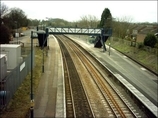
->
[137, 42, 144, 49]
[144, 33, 157, 48]
[0, 24, 11, 44]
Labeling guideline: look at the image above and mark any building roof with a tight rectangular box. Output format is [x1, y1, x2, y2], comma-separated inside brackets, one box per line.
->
[131, 24, 157, 35]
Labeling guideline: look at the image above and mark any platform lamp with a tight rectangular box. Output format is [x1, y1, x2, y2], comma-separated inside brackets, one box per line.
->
[46, 27, 49, 50]
[30, 31, 34, 118]
[42, 31, 45, 73]
[14, 21, 18, 44]
[45, 17, 50, 50]
[104, 17, 113, 56]
[109, 18, 115, 56]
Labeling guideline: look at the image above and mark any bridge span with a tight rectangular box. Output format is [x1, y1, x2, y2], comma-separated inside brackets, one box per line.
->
[31, 27, 112, 51]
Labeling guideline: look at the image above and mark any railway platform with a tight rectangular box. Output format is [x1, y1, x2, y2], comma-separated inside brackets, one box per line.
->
[34, 35, 65, 117]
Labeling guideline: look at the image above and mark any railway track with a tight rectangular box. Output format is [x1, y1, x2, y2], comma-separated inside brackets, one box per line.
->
[57, 35, 94, 117]
[56, 35, 147, 117]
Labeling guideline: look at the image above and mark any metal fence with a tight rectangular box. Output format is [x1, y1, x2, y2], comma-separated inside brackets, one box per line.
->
[0, 48, 34, 110]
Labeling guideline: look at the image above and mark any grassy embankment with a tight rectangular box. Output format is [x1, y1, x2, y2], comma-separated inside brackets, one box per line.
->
[108, 39, 157, 74]
[87, 35, 157, 74]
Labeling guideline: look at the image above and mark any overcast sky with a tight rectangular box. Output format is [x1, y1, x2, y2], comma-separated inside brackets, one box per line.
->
[2, 1, 158, 23]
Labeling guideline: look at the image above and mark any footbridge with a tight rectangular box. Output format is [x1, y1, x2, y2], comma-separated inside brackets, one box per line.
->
[31, 27, 112, 51]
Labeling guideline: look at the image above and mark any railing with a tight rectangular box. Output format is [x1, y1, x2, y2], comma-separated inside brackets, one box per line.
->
[32, 27, 112, 39]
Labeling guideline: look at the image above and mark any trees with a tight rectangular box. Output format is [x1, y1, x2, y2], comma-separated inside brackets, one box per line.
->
[0, 2, 9, 23]
[27, 19, 40, 27]
[3, 7, 28, 29]
[42, 18, 70, 27]
[0, 3, 11, 44]
[0, 24, 11, 44]
[98, 8, 112, 28]
[77, 15, 99, 28]
[1, 6, 30, 39]
[144, 33, 157, 48]
[1, 3, 30, 43]
[112, 16, 133, 38]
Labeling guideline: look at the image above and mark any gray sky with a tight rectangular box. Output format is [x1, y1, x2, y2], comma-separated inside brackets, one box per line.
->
[2, 1, 158, 23]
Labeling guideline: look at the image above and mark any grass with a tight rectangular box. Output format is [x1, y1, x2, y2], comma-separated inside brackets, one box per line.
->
[0, 47, 47, 118]
[107, 39, 158, 74]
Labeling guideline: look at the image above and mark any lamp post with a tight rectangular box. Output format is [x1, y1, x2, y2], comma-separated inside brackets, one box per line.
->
[46, 17, 50, 27]
[15, 21, 18, 43]
[104, 17, 115, 56]
[30, 31, 34, 118]
[107, 18, 111, 56]
[41, 28, 49, 72]
[102, 17, 111, 52]
[109, 42, 111, 56]
[42, 34, 44, 73]
[45, 17, 50, 50]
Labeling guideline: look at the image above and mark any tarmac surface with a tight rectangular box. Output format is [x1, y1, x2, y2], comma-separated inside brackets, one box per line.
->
[34, 35, 65, 117]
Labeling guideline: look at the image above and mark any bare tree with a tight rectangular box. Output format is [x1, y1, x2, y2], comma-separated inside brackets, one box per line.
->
[77, 15, 99, 28]
[88, 15, 99, 28]
[3, 7, 28, 29]
[0, 3, 11, 44]
[113, 16, 133, 38]
[0, 2, 9, 24]
[0, 3, 8, 17]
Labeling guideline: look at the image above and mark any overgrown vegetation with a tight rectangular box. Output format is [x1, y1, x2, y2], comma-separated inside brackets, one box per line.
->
[0, 24, 11, 44]
[107, 39, 158, 74]
[144, 33, 157, 48]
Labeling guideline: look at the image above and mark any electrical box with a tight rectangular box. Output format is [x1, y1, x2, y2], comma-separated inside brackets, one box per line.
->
[0, 44, 21, 69]
[0, 54, 7, 81]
